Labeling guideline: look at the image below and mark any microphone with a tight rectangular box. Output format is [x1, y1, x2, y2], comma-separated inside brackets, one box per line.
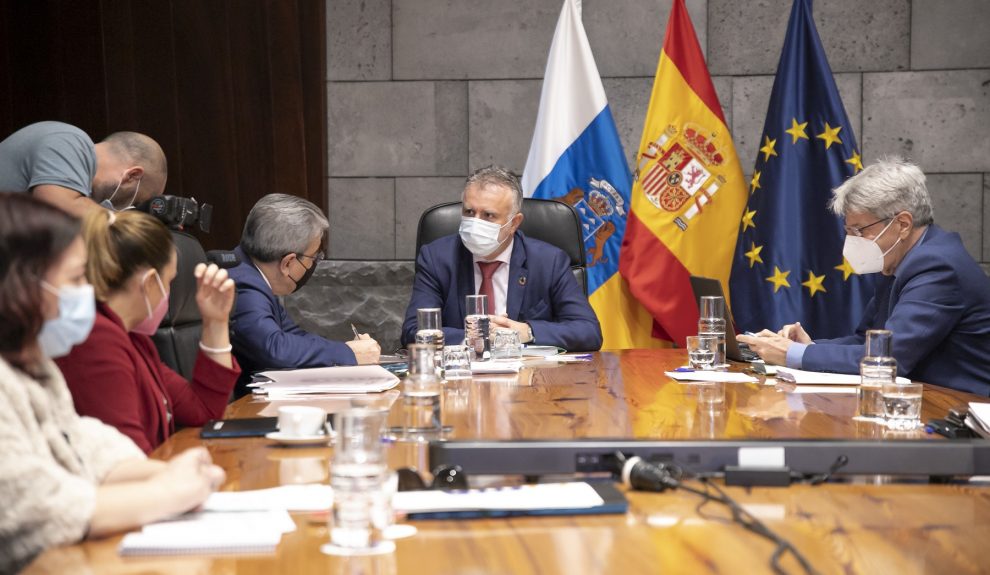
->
[618, 455, 680, 493]
[205, 250, 240, 269]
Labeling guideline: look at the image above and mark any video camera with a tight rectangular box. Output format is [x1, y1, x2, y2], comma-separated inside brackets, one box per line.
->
[137, 195, 213, 233]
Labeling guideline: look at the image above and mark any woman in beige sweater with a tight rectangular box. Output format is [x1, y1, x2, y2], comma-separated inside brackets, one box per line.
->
[0, 193, 226, 573]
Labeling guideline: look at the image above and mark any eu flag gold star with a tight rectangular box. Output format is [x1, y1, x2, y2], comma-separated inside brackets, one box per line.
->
[745, 242, 764, 268]
[834, 258, 856, 281]
[816, 122, 842, 150]
[801, 271, 827, 298]
[846, 150, 863, 173]
[741, 209, 757, 232]
[760, 135, 778, 162]
[750, 170, 761, 193]
[766, 266, 791, 293]
[785, 118, 809, 144]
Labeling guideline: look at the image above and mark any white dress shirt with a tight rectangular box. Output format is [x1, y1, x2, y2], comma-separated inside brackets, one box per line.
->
[472, 238, 514, 316]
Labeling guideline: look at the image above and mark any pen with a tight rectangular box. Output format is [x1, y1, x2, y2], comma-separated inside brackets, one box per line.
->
[673, 367, 695, 372]
[350, 323, 361, 340]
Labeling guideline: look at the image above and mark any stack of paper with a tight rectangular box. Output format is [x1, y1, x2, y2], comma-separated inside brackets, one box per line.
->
[118, 509, 293, 556]
[775, 367, 910, 385]
[249, 365, 400, 397]
[521, 345, 563, 358]
[471, 361, 523, 374]
[664, 370, 758, 383]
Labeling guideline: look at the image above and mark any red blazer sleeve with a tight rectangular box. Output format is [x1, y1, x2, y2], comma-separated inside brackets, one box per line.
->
[56, 317, 156, 453]
[142, 340, 240, 428]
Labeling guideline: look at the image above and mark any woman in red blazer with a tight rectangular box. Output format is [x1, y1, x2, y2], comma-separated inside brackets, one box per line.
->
[57, 210, 240, 453]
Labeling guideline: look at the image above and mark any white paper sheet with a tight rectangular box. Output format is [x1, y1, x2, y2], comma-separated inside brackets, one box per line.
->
[776, 367, 910, 385]
[664, 370, 759, 383]
[393, 482, 603, 513]
[249, 365, 400, 394]
[471, 361, 523, 374]
[204, 485, 333, 512]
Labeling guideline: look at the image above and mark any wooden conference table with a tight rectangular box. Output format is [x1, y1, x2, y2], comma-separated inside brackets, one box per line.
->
[26, 350, 990, 574]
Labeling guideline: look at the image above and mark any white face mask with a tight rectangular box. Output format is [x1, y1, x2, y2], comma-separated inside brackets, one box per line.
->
[842, 218, 901, 274]
[459, 214, 515, 257]
[37, 282, 96, 358]
[99, 173, 142, 212]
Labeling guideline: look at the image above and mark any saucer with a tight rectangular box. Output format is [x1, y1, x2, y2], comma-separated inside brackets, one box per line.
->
[265, 431, 331, 446]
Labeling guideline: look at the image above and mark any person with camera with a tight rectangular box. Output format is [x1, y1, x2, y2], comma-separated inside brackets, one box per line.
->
[0, 193, 225, 572]
[227, 194, 381, 390]
[55, 210, 241, 453]
[0, 122, 168, 217]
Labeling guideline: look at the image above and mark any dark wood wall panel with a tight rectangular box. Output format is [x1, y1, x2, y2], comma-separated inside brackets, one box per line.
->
[0, 0, 327, 251]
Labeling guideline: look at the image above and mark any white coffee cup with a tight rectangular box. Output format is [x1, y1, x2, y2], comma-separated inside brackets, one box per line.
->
[277, 405, 327, 437]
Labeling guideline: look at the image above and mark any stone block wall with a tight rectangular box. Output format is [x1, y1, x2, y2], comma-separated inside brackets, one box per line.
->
[303, 0, 990, 351]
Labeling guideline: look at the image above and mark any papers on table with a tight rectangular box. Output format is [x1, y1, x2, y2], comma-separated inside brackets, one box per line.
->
[118, 485, 338, 557]
[775, 367, 910, 385]
[249, 365, 400, 396]
[664, 370, 758, 383]
[204, 484, 333, 512]
[393, 482, 604, 514]
[118, 509, 293, 556]
[521, 345, 563, 357]
[472, 361, 523, 374]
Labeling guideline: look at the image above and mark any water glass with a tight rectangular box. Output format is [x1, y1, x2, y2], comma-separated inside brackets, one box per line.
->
[464, 294, 491, 360]
[685, 335, 718, 370]
[859, 330, 897, 420]
[491, 328, 522, 360]
[882, 380, 923, 430]
[698, 296, 727, 368]
[326, 409, 393, 555]
[414, 308, 444, 367]
[443, 345, 472, 380]
[401, 345, 442, 436]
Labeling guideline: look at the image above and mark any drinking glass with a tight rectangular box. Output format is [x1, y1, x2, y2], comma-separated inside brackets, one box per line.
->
[464, 295, 490, 360]
[698, 296, 727, 368]
[491, 328, 522, 360]
[685, 335, 717, 370]
[324, 408, 393, 556]
[414, 308, 444, 369]
[400, 344, 442, 437]
[443, 345, 472, 381]
[882, 379, 923, 430]
[860, 330, 896, 420]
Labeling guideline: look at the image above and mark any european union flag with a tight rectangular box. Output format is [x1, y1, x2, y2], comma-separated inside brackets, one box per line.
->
[729, 0, 874, 339]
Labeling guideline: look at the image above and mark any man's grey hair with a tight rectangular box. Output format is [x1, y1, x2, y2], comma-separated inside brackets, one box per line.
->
[829, 157, 933, 227]
[464, 165, 523, 214]
[241, 193, 329, 263]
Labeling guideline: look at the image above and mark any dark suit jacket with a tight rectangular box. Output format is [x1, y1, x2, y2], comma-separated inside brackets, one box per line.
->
[57, 303, 239, 453]
[401, 232, 602, 351]
[803, 225, 990, 395]
[228, 246, 357, 382]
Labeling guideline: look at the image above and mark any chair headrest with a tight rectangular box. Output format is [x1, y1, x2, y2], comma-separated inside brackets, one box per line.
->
[163, 231, 206, 326]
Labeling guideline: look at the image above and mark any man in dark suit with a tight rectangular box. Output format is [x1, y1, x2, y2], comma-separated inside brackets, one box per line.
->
[739, 158, 990, 395]
[228, 194, 380, 384]
[401, 165, 602, 351]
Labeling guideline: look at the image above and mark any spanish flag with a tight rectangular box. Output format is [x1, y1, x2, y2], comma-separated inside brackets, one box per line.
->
[619, 0, 747, 346]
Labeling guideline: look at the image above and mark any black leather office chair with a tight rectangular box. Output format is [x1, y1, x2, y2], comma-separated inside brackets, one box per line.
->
[415, 198, 588, 295]
[151, 230, 206, 379]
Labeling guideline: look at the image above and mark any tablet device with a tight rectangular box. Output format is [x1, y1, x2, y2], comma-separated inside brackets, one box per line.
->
[200, 417, 279, 438]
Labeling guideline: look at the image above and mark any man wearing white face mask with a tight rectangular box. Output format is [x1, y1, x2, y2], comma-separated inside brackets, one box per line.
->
[738, 158, 990, 395]
[401, 165, 602, 351]
[0, 121, 167, 217]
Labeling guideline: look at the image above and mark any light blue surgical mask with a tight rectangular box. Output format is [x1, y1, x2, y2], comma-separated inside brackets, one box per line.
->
[37, 281, 96, 358]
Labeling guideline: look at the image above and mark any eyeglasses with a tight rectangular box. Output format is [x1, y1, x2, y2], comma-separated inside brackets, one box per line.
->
[844, 218, 889, 237]
[295, 250, 325, 262]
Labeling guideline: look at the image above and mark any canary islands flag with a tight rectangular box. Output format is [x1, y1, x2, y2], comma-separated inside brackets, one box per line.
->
[619, 0, 747, 346]
[729, 0, 874, 339]
[523, 0, 662, 349]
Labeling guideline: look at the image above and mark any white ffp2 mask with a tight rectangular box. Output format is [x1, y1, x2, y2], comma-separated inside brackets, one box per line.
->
[842, 219, 900, 274]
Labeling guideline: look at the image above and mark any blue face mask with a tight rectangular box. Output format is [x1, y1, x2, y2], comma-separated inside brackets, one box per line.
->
[37, 282, 96, 358]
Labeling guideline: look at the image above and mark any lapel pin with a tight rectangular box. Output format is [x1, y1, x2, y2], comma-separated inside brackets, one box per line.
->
[518, 276, 527, 286]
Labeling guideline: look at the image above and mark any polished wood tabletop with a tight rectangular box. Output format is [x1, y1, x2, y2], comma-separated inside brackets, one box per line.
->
[25, 350, 990, 575]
